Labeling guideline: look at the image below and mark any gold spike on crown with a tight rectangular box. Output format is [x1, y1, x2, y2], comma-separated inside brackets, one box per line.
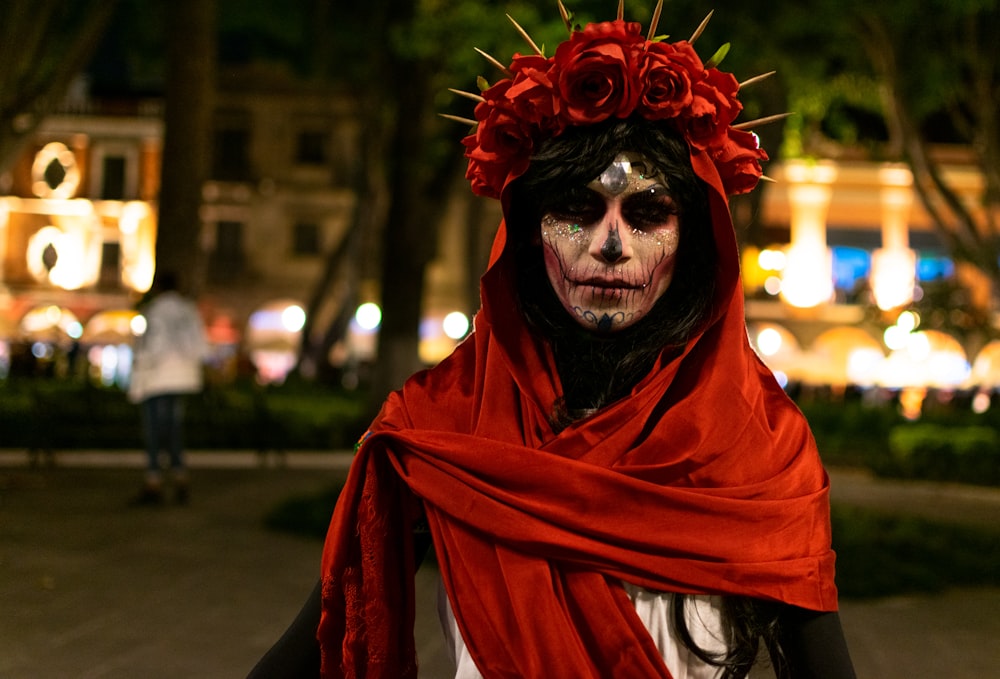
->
[447, 1, 789, 200]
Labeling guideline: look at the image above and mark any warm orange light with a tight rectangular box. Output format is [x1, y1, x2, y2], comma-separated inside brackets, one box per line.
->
[780, 161, 837, 308]
[871, 165, 916, 310]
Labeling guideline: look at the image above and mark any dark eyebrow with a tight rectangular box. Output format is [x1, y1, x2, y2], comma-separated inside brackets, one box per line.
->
[626, 183, 674, 199]
[538, 185, 605, 216]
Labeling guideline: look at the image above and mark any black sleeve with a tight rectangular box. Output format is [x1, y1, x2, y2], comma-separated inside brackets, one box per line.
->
[771, 607, 857, 679]
[246, 580, 322, 678]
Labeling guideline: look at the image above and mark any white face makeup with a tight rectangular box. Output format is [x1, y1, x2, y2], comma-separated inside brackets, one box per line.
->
[540, 152, 681, 333]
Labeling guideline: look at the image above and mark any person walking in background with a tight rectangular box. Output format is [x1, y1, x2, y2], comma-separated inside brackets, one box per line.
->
[128, 271, 209, 505]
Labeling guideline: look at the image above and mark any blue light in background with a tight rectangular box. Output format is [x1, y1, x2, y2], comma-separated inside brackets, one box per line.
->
[916, 253, 955, 281]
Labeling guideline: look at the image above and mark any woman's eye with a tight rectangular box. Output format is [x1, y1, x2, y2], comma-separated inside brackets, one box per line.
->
[622, 190, 678, 230]
[545, 189, 605, 224]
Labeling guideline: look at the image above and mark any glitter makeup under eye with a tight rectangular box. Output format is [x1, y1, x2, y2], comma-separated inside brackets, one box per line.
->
[542, 215, 590, 245]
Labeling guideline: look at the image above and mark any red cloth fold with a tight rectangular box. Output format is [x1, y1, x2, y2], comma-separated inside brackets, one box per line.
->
[318, 146, 838, 678]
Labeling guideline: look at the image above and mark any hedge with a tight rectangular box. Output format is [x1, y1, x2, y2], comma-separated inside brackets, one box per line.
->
[5, 378, 1000, 488]
[881, 424, 1000, 485]
[0, 378, 368, 452]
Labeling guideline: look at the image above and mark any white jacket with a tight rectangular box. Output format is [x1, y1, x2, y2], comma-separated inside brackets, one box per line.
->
[128, 291, 210, 403]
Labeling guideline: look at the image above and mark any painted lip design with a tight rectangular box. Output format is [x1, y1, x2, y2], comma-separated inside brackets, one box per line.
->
[571, 276, 643, 290]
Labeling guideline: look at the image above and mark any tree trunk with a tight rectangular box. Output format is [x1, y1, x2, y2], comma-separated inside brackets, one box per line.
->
[367, 59, 435, 412]
[155, 0, 215, 295]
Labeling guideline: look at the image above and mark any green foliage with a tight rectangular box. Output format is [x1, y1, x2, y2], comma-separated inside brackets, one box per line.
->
[797, 393, 1000, 487]
[832, 505, 1000, 598]
[782, 72, 884, 156]
[913, 279, 997, 343]
[866, 0, 998, 121]
[705, 43, 731, 69]
[883, 424, 1000, 485]
[0, 378, 368, 451]
[94, 0, 995, 159]
[796, 397, 904, 467]
[0, 379, 143, 450]
[263, 484, 342, 538]
[87, 0, 165, 92]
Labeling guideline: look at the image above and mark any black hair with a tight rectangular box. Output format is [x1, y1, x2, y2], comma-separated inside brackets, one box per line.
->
[153, 270, 180, 293]
[674, 596, 787, 678]
[507, 116, 785, 676]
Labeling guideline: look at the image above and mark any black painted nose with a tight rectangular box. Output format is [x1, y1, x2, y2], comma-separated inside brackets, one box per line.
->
[600, 228, 623, 262]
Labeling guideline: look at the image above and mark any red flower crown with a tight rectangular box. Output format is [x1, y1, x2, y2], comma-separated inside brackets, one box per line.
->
[449, 5, 782, 200]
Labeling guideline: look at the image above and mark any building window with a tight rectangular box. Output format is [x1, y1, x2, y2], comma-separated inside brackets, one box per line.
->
[292, 221, 321, 256]
[87, 143, 138, 200]
[295, 130, 327, 165]
[98, 242, 121, 289]
[212, 127, 252, 181]
[101, 156, 127, 200]
[209, 220, 246, 282]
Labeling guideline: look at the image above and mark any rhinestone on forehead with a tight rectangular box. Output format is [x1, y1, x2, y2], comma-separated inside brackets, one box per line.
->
[591, 153, 664, 196]
[598, 158, 631, 195]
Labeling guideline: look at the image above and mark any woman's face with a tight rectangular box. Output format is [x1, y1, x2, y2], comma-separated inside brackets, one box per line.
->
[539, 152, 681, 332]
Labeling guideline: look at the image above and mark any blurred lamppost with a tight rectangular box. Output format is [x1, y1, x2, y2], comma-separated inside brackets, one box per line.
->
[780, 161, 837, 308]
[871, 165, 917, 311]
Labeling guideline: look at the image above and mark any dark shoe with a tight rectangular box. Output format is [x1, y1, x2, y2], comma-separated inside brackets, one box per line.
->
[129, 486, 164, 507]
[174, 484, 190, 505]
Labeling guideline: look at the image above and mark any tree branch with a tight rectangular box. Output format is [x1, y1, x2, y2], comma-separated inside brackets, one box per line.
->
[857, 11, 998, 278]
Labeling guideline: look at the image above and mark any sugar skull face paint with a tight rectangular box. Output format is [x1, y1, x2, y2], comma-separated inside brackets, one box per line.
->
[540, 152, 681, 333]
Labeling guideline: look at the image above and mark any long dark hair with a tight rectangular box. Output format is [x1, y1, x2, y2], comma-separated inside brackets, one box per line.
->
[507, 117, 784, 676]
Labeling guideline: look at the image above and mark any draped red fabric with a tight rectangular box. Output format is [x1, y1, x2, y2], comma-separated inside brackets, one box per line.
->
[317, 145, 838, 677]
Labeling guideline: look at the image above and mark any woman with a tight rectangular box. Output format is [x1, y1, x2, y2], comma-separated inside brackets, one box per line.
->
[252, 6, 856, 678]
[128, 271, 209, 505]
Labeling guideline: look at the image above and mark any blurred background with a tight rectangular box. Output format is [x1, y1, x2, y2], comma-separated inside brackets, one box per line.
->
[2, 0, 999, 411]
[1, 2, 999, 677]
[0, 0, 999, 498]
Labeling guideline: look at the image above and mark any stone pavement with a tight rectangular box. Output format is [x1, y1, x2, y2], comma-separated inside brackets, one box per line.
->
[1, 450, 999, 679]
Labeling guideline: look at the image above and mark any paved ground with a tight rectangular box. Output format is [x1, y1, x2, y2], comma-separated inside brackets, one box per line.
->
[1, 450, 999, 679]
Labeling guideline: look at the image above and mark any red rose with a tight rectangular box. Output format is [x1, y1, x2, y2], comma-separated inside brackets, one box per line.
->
[681, 69, 741, 149]
[506, 54, 562, 133]
[464, 55, 559, 198]
[463, 92, 535, 199]
[711, 128, 768, 195]
[476, 107, 533, 156]
[552, 20, 645, 125]
[473, 81, 534, 155]
[456, 19, 772, 200]
[464, 157, 500, 199]
[464, 135, 518, 200]
[701, 68, 740, 125]
[637, 41, 701, 119]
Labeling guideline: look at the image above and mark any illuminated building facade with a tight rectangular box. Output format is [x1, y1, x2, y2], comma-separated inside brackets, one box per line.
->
[747, 153, 994, 407]
[0, 78, 993, 396]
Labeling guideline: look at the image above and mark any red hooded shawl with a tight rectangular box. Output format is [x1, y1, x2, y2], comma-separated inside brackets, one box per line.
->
[317, 147, 838, 678]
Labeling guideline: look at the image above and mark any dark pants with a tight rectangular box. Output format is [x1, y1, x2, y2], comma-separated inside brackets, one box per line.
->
[141, 393, 186, 475]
